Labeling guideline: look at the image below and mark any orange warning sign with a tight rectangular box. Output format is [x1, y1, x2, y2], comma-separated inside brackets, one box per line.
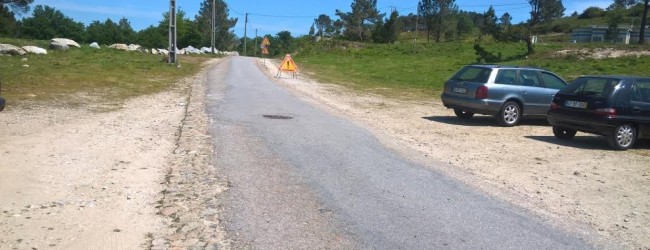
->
[262, 46, 269, 55]
[278, 54, 299, 72]
[262, 36, 271, 46]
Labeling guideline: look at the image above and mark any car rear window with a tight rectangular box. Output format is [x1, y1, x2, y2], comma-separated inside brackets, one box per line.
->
[451, 66, 492, 83]
[560, 77, 621, 97]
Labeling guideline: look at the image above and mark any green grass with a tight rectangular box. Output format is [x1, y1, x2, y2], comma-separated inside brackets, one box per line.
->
[296, 39, 650, 100]
[0, 38, 211, 109]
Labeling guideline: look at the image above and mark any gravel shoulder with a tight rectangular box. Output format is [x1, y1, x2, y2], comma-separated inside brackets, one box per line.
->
[261, 59, 650, 249]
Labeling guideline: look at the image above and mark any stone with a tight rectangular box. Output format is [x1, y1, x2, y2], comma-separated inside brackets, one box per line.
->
[49, 40, 69, 51]
[22, 46, 47, 55]
[151, 48, 158, 54]
[109, 43, 129, 51]
[158, 49, 169, 56]
[51, 38, 80, 48]
[182, 46, 202, 54]
[0, 43, 27, 56]
[152, 238, 166, 246]
[89, 42, 100, 49]
[127, 44, 142, 51]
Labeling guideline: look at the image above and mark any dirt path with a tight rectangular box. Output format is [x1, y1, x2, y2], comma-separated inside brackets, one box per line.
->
[261, 59, 650, 249]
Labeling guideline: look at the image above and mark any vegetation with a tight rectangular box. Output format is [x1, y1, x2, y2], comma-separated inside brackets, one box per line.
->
[297, 39, 650, 100]
[0, 38, 210, 109]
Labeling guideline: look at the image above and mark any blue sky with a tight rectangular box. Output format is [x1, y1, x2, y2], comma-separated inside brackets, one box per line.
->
[27, 0, 612, 37]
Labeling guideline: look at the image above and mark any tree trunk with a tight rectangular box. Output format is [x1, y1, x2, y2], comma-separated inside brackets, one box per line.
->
[640, 0, 649, 44]
[526, 26, 534, 55]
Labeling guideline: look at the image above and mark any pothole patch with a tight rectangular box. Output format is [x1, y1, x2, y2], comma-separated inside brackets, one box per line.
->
[262, 114, 293, 120]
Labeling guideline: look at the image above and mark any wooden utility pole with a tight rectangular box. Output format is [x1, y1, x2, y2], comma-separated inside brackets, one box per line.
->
[211, 0, 215, 54]
[244, 13, 248, 56]
[169, 0, 177, 64]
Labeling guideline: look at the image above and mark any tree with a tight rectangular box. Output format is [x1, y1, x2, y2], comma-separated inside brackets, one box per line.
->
[605, 10, 625, 42]
[578, 6, 606, 19]
[455, 12, 473, 40]
[373, 10, 401, 43]
[309, 23, 315, 36]
[315, 14, 332, 37]
[418, 0, 436, 43]
[135, 25, 166, 49]
[527, 0, 565, 54]
[608, 0, 640, 10]
[195, 0, 238, 50]
[20, 5, 84, 41]
[0, 0, 33, 14]
[335, 0, 382, 41]
[480, 5, 498, 37]
[0, 5, 18, 36]
[275, 30, 293, 54]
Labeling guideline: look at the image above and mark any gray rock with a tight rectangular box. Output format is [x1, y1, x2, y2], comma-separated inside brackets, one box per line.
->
[151, 48, 158, 54]
[49, 40, 69, 51]
[51, 38, 80, 48]
[22, 46, 47, 55]
[158, 49, 169, 56]
[127, 44, 141, 51]
[0, 43, 27, 56]
[89, 42, 100, 49]
[109, 43, 129, 51]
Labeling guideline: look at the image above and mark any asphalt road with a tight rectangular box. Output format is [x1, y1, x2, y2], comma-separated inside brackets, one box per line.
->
[206, 57, 596, 249]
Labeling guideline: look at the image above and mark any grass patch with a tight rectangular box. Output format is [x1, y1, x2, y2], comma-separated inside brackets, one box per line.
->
[296, 39, 650, 101]
[0, 38, 212, 109]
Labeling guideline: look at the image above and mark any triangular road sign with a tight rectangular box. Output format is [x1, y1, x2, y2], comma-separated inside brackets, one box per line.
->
[278, 54, 299, 73]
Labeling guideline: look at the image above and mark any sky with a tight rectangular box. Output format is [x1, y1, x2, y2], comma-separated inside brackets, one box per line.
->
[26, 0, 613, 38]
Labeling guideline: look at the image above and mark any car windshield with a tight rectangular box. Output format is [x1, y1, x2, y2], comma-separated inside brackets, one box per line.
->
[451, 66, 492, 83]
[561, 77, 621, 97]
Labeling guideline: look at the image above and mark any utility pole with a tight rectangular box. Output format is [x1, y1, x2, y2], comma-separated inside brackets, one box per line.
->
[244, 13, 248, 56]
[640, 0, 649, 44]
[254, 28, 259, 57]
[211, 0, 215, 54]
[169, 0, 177, 64]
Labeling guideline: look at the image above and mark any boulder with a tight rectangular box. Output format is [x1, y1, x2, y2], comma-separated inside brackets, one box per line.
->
[109, 43, 129, 51]
[183, 46, 203, 54]
[49, 40, 69, 50]
[51, 38, 80, 48]
[151, 48, 158, 54]
[158, 49, 169, 56]
[89, 42, 100, 49]
[22, 46, 47, 55]
[201, 47, 217, 54]
[0, 43, 27, 56]
[127, 44, 142, 51]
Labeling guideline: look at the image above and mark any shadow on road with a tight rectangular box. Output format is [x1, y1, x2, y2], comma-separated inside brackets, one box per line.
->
[526, 135, 650, 151]
[422, 115, 549, 127]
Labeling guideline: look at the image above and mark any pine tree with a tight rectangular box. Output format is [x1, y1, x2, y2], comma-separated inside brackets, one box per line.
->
[195, 0, 238, 50]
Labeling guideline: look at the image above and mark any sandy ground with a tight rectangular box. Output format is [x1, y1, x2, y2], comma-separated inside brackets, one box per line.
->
[1, 57, 648, 249]
[262, 59, 650, 249]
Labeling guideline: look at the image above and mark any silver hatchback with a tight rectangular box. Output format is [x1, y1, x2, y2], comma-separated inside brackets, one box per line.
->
[441, 65, 568, 126]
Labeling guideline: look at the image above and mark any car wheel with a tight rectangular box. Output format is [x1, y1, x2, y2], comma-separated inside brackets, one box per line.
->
[552, 126, 577, 140]
[607, 124, 636, 150]
[497, 101, 521, 127]
[453, 109, 474, 119]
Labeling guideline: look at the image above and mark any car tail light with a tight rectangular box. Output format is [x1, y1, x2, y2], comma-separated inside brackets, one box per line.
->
[475, 86, 488, 99]
[550, 102, 560, 110]
[595, 108, 617, 116]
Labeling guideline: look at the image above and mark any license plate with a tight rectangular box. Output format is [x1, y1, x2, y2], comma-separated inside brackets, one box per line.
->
[565, 100, 588, 109]
[452, 87, 467, 94]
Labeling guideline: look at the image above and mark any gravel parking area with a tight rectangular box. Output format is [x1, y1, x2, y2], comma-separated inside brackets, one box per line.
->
[262, 59, 650, 249]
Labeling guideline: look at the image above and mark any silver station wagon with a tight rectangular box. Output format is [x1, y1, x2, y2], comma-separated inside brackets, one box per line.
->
[441, 65, 568, 126]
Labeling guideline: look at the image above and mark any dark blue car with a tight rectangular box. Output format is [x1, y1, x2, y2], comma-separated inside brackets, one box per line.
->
[0, 96, 4, 112]
[547, 76, 650, 150]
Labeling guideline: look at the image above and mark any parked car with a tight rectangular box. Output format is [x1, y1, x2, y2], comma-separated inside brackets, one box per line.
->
[548, 76, 650, 150]
[441, 65, 568, 126]
[0, 96, 4, 112]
